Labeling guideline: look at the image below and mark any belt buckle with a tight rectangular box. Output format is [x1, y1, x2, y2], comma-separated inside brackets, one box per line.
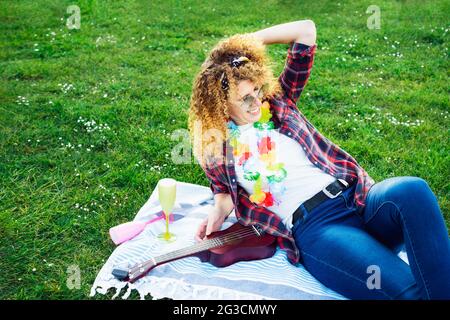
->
[322, 179, 348, 199]
[323, 187, 341, 199]
[338, 178, 349, 188]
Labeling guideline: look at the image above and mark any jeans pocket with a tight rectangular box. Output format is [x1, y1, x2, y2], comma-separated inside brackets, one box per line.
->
[292, 205, 308, 236]
[292, 219, 301, 237]
[339, 190, 355, 210]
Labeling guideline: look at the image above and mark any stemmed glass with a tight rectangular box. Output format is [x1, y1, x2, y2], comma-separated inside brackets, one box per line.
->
[157, 178, 177, 242]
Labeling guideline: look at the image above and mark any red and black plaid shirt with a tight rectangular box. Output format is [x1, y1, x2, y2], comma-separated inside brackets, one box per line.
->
[202, 42, 376, 265]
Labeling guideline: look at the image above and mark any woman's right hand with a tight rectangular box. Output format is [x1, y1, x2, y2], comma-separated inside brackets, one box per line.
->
[195, 206, 229, 242]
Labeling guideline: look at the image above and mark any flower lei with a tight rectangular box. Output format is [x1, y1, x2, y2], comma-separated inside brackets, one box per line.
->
[228, 101, 287, 207]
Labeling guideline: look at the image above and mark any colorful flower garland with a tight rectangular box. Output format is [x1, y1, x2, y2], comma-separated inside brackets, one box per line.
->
[228, 101, 287, 207]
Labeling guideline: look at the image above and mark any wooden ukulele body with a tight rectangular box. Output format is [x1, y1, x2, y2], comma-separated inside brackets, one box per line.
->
[196, 222, 277, 267]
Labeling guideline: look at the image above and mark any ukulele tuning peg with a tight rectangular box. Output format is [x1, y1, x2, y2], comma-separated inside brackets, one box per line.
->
[112, 268, 129, 281]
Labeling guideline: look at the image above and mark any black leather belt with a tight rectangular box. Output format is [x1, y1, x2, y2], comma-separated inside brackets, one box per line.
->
[292, 179, 353, 226]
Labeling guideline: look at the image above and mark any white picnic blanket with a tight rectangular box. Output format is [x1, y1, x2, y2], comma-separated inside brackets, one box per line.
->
[90, 181, 408, 300]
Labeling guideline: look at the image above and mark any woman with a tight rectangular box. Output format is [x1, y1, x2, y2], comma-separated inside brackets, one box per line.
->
[188, 20, 450, 299]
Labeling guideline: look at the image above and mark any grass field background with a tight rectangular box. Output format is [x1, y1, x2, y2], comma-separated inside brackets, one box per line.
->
[0, 0, 448, 299]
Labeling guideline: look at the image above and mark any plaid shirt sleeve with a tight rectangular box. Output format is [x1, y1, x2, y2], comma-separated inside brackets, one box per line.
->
[278, 42, 317, 105]
[203, 164, 230, 195]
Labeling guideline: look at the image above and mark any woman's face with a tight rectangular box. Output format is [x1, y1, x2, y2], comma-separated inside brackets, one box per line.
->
[227, 80, 263, 125]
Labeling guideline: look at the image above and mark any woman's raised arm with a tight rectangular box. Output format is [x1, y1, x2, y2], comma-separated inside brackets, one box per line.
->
[250, 20, 316, 46]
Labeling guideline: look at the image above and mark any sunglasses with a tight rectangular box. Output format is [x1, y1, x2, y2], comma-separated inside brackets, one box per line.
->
[238, 84, 269, 110]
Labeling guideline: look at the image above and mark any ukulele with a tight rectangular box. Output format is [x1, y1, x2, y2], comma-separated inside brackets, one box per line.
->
[112, 222, 277, 283]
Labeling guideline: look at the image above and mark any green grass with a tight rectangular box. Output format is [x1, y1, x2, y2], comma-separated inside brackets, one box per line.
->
[0, 0, 449, 299]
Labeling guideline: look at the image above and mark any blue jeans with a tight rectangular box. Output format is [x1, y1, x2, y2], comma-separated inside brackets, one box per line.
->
[292, 176, 450, 300]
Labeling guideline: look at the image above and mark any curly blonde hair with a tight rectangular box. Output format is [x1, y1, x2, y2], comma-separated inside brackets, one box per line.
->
[188, 33, 283, 168]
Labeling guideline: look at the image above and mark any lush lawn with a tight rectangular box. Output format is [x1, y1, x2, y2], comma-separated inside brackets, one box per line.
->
[0, 0, 448, 299]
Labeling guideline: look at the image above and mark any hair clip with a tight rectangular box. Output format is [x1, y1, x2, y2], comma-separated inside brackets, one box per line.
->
[220, 56, 249, 91]
[220, 72, 229, 91]
[230, 56, 250, 68]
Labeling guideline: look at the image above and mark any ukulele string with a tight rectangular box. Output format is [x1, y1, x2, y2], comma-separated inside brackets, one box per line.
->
[130, 230, 257, 279]
[155, 229, 257, 262]
[130, 229, 259, 279]
[130, 228, 261, 276]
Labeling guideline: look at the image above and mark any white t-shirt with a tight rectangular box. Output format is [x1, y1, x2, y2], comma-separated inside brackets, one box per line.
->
[234, 123, 336, 229]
